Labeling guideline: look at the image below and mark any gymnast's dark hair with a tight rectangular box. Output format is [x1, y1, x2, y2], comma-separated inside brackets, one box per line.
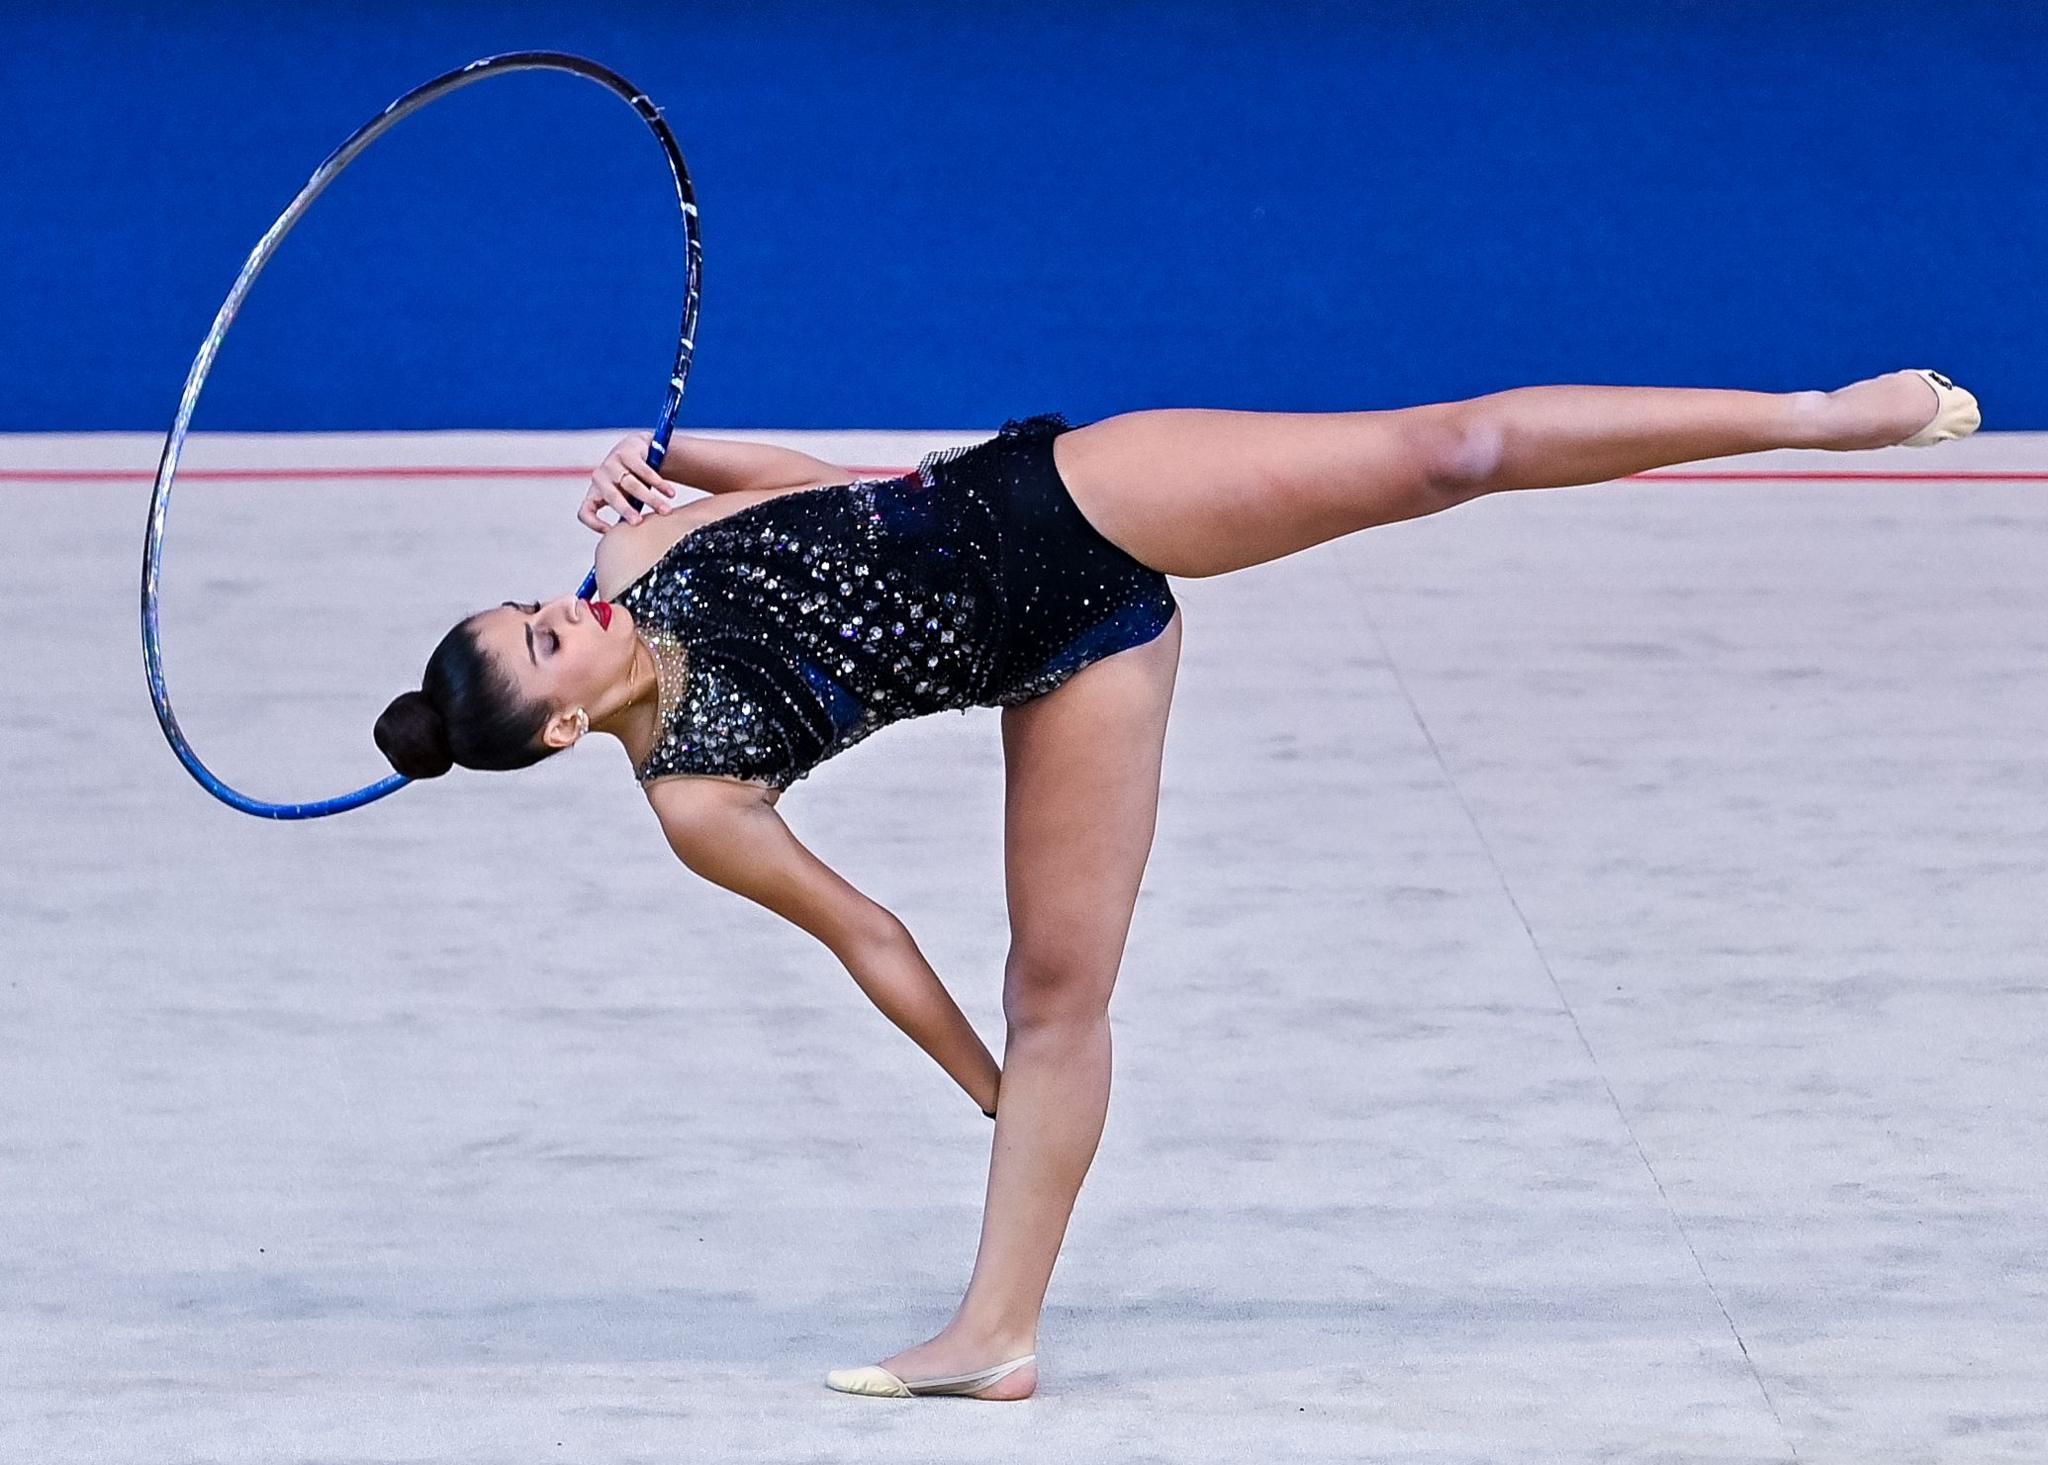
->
[374, 616, 554, 779]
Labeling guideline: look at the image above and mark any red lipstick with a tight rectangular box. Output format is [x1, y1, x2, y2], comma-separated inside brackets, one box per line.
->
[591, 599, 613, 630]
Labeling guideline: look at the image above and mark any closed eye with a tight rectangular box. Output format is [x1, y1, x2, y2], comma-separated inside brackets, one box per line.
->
[499, 600, 553, 662]
[525, 605, 559, 654]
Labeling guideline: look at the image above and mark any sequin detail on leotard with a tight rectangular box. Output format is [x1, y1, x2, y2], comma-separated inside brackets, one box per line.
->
[610, 413, 1176, 790]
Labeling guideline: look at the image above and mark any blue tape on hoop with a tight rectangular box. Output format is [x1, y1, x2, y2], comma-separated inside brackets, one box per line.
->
[141, 51, 701, 819]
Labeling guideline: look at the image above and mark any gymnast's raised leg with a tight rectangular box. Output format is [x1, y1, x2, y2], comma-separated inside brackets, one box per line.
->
[1056, 368, 1977, 579]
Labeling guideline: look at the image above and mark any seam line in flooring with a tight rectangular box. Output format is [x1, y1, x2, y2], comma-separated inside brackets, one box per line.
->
[1332, 554, 1798, 1461]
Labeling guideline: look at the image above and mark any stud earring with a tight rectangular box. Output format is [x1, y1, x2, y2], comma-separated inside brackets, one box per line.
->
[573, 708, 590, 740]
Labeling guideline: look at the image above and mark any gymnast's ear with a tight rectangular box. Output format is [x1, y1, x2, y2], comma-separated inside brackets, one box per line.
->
[538, 705, 590, 752]
[375, 690, 455, 778]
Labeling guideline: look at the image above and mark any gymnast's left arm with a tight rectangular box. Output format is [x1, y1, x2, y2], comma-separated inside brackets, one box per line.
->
[650, 786, 1002, 1118]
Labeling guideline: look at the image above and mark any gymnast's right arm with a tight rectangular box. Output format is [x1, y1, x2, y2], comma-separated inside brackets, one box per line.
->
[647, 780, 1003, 1119]
[583, 429, 850, 530]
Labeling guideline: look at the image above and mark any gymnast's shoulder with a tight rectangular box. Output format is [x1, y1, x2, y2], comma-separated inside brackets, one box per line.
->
[591, 475, 858, 599]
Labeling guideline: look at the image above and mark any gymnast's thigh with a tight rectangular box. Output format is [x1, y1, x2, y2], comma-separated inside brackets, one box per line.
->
[997, 606, 1182, 1021]
[1052, 405, 1468, 578]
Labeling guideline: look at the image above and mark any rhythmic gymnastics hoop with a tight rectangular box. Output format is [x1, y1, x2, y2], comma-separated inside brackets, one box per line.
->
[141, 50, 700, 820]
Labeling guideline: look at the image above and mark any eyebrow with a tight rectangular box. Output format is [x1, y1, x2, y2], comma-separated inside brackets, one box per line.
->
[499, 601, 537, 665]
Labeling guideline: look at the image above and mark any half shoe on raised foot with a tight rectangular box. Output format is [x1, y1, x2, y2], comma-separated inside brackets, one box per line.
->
[1898, 369, 1981, 447]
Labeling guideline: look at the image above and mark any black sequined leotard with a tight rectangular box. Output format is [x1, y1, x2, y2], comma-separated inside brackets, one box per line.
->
[608, 412, 1177, 790]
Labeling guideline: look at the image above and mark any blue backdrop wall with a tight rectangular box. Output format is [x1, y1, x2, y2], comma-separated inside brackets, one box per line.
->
[6, 1, 2043, 431]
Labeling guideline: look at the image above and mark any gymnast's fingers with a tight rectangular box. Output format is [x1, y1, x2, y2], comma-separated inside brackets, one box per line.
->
[605, 432, 676, 505]
[597, 474, 647, 525]
[583, 473, 638, 527]
[617, 451, 677, 507]
[599, 455, 662, 515]
[577, 482, 621, 533]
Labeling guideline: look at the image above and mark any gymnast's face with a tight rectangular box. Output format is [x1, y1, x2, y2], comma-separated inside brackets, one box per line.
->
[471, 593, 640, 749]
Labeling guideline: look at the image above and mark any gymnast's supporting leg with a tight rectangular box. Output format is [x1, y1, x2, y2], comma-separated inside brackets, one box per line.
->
[846, 611, 1183, 1401]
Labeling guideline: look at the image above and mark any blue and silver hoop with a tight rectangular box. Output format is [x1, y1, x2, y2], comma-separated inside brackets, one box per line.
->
[141, 50, 701, 820]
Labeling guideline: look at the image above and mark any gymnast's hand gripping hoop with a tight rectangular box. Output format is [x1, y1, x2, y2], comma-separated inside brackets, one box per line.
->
[141, 51, 701, 820]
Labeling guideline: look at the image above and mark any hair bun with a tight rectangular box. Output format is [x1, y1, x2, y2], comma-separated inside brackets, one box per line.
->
[374, 688, 455, 779]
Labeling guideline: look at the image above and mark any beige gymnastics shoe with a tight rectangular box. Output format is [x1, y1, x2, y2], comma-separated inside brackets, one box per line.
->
[1898, 369, 1982, 446]
[824, 1352, 1036, 1399]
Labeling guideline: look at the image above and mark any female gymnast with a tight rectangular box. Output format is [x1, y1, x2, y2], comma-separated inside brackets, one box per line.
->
[374, 367, 1977, 1401]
